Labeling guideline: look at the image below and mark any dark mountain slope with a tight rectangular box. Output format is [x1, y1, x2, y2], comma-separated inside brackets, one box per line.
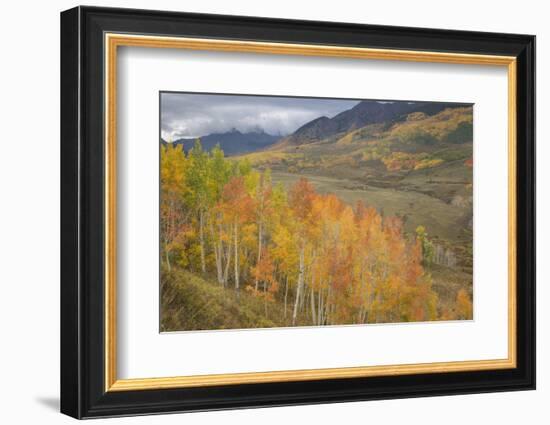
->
[273, 101, 468, 148]
[166, 129, 280, 156]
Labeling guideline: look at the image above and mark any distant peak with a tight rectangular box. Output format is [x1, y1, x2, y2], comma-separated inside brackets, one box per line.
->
[313, 116, 330, 122]
[295, 116, 329, 130]
[249, 126, 265, 134]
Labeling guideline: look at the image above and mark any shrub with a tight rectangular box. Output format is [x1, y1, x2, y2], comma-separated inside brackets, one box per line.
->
[446, 121, 473, 144]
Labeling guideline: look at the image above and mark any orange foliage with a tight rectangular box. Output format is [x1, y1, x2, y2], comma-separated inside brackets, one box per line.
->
[160, 144, 459, 326]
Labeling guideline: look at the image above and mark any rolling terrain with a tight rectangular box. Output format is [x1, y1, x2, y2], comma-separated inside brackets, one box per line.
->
[236, 102, 474, 311]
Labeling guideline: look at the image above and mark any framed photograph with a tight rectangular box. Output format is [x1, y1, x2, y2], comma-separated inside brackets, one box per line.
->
[60, 6, 535, 419]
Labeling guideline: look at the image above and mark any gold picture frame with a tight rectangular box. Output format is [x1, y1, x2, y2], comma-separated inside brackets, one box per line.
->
[104, 33, 517, 392]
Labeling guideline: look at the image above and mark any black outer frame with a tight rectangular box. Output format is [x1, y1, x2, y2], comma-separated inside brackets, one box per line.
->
[60, 5, 535, 419]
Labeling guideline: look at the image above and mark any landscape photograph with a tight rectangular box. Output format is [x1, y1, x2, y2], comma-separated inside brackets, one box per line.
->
[159, 92, 474, 332]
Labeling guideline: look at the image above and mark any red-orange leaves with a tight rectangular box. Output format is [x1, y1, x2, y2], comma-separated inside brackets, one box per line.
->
[288, 178, 316, 224]
[221, 176, 254, 223]
[160, 144, 464, 326]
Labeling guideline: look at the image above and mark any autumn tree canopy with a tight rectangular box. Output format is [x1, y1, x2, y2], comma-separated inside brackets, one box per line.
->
[160, 140, 469, 325]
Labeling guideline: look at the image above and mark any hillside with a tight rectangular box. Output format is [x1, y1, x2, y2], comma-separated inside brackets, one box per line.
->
[161, 262, 471, 332]
[238, 106, 474, 268]
[271, 100, 470, 148]
[241, 107, 473, 200]
[161, 268, 312, 331]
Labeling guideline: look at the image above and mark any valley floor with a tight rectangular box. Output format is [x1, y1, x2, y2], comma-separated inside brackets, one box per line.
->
[271, 171, 466, 242]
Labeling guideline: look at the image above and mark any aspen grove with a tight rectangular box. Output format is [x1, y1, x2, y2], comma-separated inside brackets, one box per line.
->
[160, 140, 468, 327]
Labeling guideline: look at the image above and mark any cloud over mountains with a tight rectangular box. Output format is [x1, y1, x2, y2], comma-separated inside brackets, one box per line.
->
[160, 92, 359, 140]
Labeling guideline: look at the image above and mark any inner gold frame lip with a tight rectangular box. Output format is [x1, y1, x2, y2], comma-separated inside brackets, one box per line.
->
[104, 33, 518, 392]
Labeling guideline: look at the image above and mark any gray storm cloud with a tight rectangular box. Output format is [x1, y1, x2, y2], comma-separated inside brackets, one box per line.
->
[160, 92, 360, 140]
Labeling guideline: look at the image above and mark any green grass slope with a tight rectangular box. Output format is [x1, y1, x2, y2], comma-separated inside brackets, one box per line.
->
[161, 268, 309, 332]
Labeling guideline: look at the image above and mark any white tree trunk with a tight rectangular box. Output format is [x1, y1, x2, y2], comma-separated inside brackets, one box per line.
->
[165, 246, 171, 272]
[223, 239, 232, 286]
[292, 246, 305, 325]
[255, 221, 262, 291]
[310, 285, 316, 324]
[199, 210, 206, 273]
[284, 276, 289, 319]
[213, 222, 223, 285]
[234, 222, 239, 291]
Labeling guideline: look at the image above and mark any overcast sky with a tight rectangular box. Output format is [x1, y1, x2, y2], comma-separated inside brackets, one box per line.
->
[160, 92, 360, 140]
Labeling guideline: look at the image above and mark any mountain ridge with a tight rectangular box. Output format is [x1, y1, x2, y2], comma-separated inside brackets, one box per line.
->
[163, 129, 280, 156]
[160, 100, 471, 156]
[271, 101, 469, 149]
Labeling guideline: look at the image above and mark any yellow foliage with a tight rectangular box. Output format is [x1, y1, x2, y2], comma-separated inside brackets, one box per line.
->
[160, 142, 469, 327]
[391, 106, 473, 144]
